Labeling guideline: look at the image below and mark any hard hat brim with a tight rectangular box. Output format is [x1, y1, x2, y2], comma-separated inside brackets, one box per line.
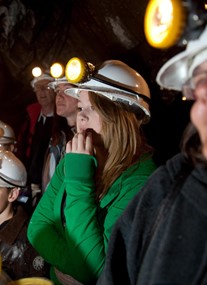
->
[64, 86, 151, 120]
[156, 26, 207, 91]
[48, 77, 76, 90]
[31, 74, 54, 88]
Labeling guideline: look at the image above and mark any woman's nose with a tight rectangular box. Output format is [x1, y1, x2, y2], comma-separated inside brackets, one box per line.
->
[78, 111, 88, 122]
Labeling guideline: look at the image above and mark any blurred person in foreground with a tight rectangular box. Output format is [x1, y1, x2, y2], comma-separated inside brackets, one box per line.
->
[96, 25, 207, 285]
[17, 72, 55, 206]
[27, 59, 156, 285]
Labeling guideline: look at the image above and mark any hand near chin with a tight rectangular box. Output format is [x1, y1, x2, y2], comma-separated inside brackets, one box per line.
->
[66, 131, 94, 155]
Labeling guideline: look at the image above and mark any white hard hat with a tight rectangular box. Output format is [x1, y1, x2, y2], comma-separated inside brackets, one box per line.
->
[64, 60, 151, 122]
[48, 77, 75, 90]
[31, 73, 54, 88]
[0, 120, 16, 145]
[0, 150, 27, 187]
[156, 25, 207, 91]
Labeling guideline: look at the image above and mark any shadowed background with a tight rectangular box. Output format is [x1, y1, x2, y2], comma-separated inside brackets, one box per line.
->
[0, 0, 193, 165]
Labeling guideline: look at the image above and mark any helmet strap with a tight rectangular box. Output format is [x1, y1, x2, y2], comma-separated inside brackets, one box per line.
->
[92, 76, 151, 105]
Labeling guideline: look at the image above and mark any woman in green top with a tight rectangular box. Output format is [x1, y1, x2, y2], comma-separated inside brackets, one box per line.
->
[27, 59, 156, 285]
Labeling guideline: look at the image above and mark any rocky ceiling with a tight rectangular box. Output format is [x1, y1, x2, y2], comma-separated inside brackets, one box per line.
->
[0, 0, 193, 164]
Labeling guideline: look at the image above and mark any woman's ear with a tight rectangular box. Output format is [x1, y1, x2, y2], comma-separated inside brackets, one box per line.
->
[8, 187, 20, 202]
[10, 144, 15, 152]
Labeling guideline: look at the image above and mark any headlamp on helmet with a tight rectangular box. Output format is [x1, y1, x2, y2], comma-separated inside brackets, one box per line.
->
[65, 57, 150, 106]
[31, 66, 54, 88]
[50, 62, 64, 79]
[65, 57, 95, 83]
[144, 0, 207, 49]
[64, 57, 151, 123]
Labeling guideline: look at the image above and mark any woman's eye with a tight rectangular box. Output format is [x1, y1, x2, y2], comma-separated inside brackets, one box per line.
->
[77, 107, 83, 112]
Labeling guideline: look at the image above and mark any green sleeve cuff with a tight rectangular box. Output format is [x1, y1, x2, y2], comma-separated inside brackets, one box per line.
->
[64, 153, 97, 183]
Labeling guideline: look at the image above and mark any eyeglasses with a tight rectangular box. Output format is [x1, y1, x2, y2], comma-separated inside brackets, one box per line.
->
[55, 84, 75, 95]
[55, 88, 65, 95]
[34, 86, 51, 93]
[182, 70, 207, 100]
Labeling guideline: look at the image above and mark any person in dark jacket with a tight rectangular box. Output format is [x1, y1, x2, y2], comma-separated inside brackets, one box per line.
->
[0, 150, 49, 280]
[96, 24, 207, 285]
[17, 72, 55, 207]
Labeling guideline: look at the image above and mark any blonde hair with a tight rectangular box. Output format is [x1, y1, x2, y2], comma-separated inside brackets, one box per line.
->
[89, 92, 152, 199]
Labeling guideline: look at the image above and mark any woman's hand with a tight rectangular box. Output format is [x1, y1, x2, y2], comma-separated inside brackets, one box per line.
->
[66, 131, 94, 155]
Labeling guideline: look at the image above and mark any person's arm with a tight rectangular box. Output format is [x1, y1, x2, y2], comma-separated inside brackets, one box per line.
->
[28, 153, 155, 284]
[60, 155, 156, 282]
[27, 153, 102, 283]
[27, 159, 69, 268]
[62, 153, 105, 282]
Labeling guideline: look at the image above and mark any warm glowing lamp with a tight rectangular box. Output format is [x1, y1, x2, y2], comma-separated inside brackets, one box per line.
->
[50, 62, 64, 78]
[144, 0, 186, 48]
[65, 57, 88, 83]
[32, 67, 42, 78]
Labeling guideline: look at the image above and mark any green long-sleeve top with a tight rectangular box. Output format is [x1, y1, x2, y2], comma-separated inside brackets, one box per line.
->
[27, 153, 156, 285]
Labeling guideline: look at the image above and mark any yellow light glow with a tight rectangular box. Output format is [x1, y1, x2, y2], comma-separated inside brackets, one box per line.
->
[150, 0, 173, 43]
[144, 0, 186, 48]
[32, 67, 42, 78]
[65, 57, 85, 83]
[50, 63, 64, 78]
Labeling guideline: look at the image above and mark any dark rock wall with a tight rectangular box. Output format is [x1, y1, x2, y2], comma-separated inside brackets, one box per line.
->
[0, 0, 192, 165]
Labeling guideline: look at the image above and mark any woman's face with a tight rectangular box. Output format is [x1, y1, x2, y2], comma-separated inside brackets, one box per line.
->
[76, 91, 102, 134]
[190, 60, 207, 143]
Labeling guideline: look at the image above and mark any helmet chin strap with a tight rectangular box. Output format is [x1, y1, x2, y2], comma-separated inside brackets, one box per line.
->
[92, 75, 151, 105]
